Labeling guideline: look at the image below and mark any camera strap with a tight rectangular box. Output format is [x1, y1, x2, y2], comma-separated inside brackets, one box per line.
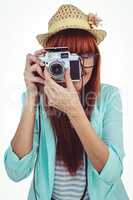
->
[79, 69, 88, 200]
[80, 151, 88, 200]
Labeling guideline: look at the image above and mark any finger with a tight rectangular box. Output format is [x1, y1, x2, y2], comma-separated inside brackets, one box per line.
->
[24, 71, 45, 85]
[26, 53, 45, 68]
[44, 85, 55, 100]
[44, 81, 60, 98]
[35, 59, 45, 69]
[43, 67, 51, 79]
[44, 68, 61, 90]
[34, 49, 46, 57]
[33, 50, 46, 68]
[44, 88, 54, 108]
[26, 53, 38, 65]
[30, 63, 45, 79]
[65, 68, 75, 91]
[29, 74, 45, 85]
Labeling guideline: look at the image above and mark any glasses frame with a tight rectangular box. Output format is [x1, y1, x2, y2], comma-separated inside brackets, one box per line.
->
[78, 52, 99, 77]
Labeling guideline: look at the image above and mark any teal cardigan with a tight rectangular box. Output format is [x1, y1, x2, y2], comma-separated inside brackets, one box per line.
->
[4, 83, 129, 200]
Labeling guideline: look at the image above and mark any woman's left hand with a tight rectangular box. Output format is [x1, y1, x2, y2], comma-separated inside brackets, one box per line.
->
[43, 67, 82, 115]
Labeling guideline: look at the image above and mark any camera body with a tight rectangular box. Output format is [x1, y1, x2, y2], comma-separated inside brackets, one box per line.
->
[39, 47, 81, 82]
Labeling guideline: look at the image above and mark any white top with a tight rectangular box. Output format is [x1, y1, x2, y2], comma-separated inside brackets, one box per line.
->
[51, 153, 90, 200]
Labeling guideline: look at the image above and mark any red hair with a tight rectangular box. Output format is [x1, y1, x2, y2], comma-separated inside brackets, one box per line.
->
[44, 29, 101, 176]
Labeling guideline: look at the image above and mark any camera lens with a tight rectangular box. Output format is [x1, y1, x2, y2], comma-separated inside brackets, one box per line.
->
[50, 63, 63, 76]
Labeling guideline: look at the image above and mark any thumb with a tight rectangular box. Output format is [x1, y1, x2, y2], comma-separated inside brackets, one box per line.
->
[65, 68, 74, 90]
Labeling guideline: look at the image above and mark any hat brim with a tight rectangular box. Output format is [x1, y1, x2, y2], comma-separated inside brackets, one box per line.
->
[36, 27, 107, 47]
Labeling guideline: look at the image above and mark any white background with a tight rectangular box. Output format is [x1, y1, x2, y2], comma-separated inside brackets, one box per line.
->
[0, 0, 132, 199]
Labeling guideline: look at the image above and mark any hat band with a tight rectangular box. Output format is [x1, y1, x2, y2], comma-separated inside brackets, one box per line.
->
[48, 18, 92, 33]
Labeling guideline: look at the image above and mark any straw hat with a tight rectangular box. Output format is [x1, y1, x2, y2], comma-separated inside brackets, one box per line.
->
[36, 4, 107, 46]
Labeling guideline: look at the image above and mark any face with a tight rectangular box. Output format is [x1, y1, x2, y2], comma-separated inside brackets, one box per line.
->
[73, 54, 95, 93]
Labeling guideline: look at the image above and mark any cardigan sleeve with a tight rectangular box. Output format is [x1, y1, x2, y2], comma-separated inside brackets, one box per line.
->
[4, 91, 39, 182]
[92, 85, 125, 185]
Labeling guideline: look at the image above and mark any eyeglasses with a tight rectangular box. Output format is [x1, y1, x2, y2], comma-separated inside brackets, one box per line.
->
[78, 52, 99, 70]
[77, 52, 99, 77]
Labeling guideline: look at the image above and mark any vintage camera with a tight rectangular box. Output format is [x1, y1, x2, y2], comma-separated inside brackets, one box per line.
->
[39, 47, 82, 82]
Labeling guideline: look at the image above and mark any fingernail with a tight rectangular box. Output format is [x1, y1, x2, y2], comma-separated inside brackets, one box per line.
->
[40, 62, 45, 66]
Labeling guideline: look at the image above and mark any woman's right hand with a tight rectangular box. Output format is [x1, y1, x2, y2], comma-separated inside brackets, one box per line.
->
[23, 49, 46, 97]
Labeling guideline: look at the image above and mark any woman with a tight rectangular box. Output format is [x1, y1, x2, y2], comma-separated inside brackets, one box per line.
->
[4, 4, 129, 200]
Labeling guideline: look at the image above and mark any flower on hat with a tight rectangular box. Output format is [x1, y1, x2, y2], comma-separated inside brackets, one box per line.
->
[87, 13, 102, 29]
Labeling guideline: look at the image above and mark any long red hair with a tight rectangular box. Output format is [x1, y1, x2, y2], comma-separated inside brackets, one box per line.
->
[43, 29, 101, 176]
